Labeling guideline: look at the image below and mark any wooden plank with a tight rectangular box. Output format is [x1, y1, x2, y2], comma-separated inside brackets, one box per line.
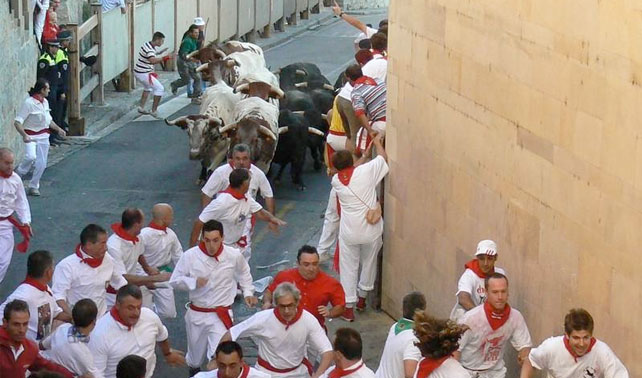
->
[80, 75, 100, 102]
[67, 24, 81, 120]
[78, 14, 98, 40]
[90, 4, 104, 104]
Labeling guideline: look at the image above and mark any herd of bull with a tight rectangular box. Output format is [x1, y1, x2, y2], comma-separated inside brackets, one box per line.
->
[165, 40, 342, 190]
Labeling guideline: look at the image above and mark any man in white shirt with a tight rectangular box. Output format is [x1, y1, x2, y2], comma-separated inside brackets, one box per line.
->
[170, 220, 256, 376]
[134, 32, 171, 118]
[454, 273, 532, 378]
[450, 240, 506, 322]
[0, 250, 70, 342]
[0, 148, 32, 284]
[139, 203, 183, 318]
[195, 341, 270, 378]
[88, 284, 185, 378]
[41, 299, 100, 377]
[106, 208, 171, 309]
[330, 134, 388, 320]
[116, 355, 147, 378]
[322, 328, 375, 378]
[221, 282, 334, 378]
[376, 292, 426, 378]
[101, 0, 127, 13]
[520, 308, 629, 378]
[200, 144, 275, 261]
[52, 224, 128, 317]
[190, 169, 285, 253]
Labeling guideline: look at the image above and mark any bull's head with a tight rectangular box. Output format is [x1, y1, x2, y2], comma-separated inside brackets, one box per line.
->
[234, 82, 284, 101]
[222, 116, 277, 172]
[186, 46, 226, 63]
[165, 115, 224, 160]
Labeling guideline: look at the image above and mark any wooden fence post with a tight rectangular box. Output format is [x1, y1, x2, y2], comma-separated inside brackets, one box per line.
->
[67, 23, 85, 135]
[90, 3, 104, 104]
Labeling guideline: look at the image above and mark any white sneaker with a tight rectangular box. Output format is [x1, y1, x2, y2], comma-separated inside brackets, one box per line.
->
[137, 107, 150, 115]
[149, 111, 162, 119]
[27, 188, 40, 196]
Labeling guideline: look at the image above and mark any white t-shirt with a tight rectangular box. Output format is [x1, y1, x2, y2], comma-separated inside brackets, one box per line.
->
[528, 336, 629, 378]
[15, 96, 52, 138]
[41, 323, 99, 377]
[353, 26, 379, 45]
[169, 244, 254, 306]
[338, 82, 353, 101]
[0, 282, 62, 341]
[323, 360, 375, 378]
[450, 267, 506, 322]
[107, 232, 145, 275]
[458, 304, 532, 373]
[375, 319, 421, 378]
[139, 226, 183, 268]
[202, 163, 274, 200]
[413, 357, 469, 378]
[362, 57, 387, 82]
[230, 309, 332, 377]
[194, 366, 271, 378]
[331, 156, 389, 245]
[89, 307, 169, 378]
[198, 192, 263, 245]
[0, 171, 31, 223]
[52, 249, 127, 316]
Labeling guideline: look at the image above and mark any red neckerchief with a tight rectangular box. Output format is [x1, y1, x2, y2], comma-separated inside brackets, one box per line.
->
[329, 361, 364, 378]
[148, 221, 167, 233]
[0, 170, 11, 179]
[32, 94, 45, 103]
[220, 186, 247, 201]
[273, 307, 303, 330]
[464, 259, 493, 279]
[483, 301, 511, 331]
[23, 276, 52, 296]
[371, 49, 386, 57]
[75, 244, 103, 268]
[110, 306, 132, 331]
[354, 76, 377, 86]
[415, 356, 450, 378]
[111, 223, 139, 244]
[218, 363, 251, 378]
[563, 335, 597, 362]
[199, 241, 223, 261]
[337, 166, 355, 186]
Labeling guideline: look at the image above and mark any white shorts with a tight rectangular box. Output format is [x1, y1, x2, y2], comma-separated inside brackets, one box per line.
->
[134, 72, 164, 96]
[326, 133, 347, 152]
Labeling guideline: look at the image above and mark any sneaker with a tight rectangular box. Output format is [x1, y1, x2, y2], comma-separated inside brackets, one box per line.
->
[341, 307, 355, 322]
[137, 106, 150, 115]
[27, 188, 40, 196]
[356, 297, 367, 312]
[170, 82, 178, 95]
[149, 111, 162, 119]
[191, 97, 202, 105]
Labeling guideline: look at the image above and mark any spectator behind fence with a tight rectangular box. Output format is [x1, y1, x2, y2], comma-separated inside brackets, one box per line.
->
[134, 31, 172, 119]
[14, 78, 67, 197]
[0, 299, 74, 377]
[170, 24, 203, 104]
[331, 1, 387, 50]
[41, 10, 59, 45]
[102, 0, 128, 14]
[31, 0, 50, 46]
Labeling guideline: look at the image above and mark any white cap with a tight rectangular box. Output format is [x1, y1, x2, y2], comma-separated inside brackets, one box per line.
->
[193, 17, 206, 26]
[475, 240, 497, 256]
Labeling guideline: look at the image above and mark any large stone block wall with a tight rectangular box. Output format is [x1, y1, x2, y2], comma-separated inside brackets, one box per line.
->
[384, 0, 641, 375]
[0, 3, 39, 156]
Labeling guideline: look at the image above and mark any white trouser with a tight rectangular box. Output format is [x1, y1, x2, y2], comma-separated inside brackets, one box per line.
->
[317, 190, 339, 257]
[254, 363, 309, 378]
[240, 216, 255, 261]
[464, 366, 506, 378]
[34, 6, 47, 44]
[16, 138, 50, 190]
[338, 235, 382, 304]
[185, 307, 233, 368]
[134, 72, 164, 96]
[0, 222, 15, 283]
[372, 120, 386, 136]
[150, 285, 176, 318]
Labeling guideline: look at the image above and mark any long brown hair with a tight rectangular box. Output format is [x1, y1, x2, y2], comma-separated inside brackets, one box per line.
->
[413, 311, 468, 359]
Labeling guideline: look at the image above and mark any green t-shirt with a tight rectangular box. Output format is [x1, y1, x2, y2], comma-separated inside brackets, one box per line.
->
[179, 36, 199, 59]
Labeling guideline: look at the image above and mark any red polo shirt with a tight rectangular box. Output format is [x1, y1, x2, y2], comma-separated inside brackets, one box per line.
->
[268, 268, 345, 327]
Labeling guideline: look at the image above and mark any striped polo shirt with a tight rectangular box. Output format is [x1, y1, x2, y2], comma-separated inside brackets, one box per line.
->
[351, 76, 386, 122]
[134, 41, 156, 74]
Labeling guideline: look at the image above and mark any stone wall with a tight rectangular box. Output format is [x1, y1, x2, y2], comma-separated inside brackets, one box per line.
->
[0, 3, 39, 156]
[385, 0, 641, 375]
[343, 0, 388, 10]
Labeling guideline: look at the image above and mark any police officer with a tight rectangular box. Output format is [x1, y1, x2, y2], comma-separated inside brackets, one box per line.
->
[37, 39, 60, 142]
[53, 30, 71, 141]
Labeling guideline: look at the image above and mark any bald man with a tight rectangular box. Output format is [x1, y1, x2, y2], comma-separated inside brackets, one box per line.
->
[139, 204, 183, 318]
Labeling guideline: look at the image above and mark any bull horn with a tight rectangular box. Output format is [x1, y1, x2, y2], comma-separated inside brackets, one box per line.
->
[270, 86, 285, 99]
[196, 63, 209, 72]
[164, 115, 187, 126]
[215, 49, 226, 58]
[225, 59, 238, 67]
[294, 82, 308, 88]
[259, 125, 277, 141]
[208, 116, 223, 125]
[323, 84, 335, 91]
[308, 127, 325, 137]
[292, 110, 305, 115]
[218, 123, 238, 134]
[321, 113, 328, 120]
[278, 126, 289, 134]
[235, 83, 250, 93]
[186, 50, 199, 60]
[295, 69, 307, 75]
[272, 68, 281, 75]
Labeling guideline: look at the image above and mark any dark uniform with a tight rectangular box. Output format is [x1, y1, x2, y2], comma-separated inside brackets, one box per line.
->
[54, 37, 70, 131]
[37, 43, 60, 128]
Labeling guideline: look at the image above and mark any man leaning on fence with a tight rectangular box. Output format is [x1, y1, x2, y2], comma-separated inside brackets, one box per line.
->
[170, 24, 203, 104]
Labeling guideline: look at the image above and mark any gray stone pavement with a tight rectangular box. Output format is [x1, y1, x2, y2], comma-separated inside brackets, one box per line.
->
[0, 8, 397, 378]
